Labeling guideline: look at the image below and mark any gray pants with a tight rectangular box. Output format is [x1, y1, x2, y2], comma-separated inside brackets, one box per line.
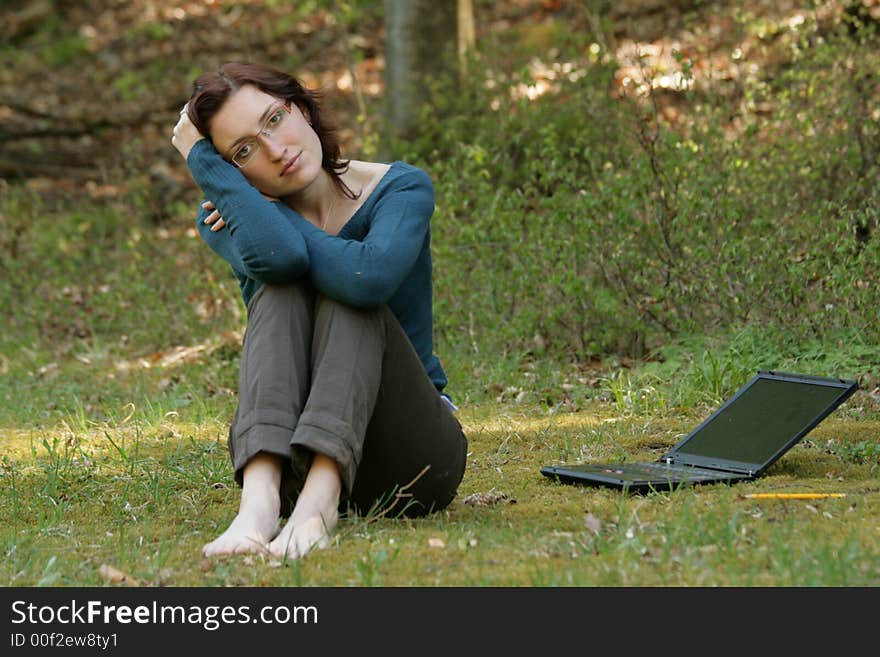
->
[228, 280, 468, 518]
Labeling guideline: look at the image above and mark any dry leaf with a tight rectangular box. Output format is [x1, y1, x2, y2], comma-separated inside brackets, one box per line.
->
[34, 363, 59, 380]
[584, 512, 602, 535]
[156, 568, 173, 585]
[428, 538, 446, 549]
[463, 491, 516, 506]
[98, 564, 140, 587]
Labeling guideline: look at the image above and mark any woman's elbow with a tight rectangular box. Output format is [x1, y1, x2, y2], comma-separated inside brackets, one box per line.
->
[336, 275, 393, 308]
[247, 251, 309, 283]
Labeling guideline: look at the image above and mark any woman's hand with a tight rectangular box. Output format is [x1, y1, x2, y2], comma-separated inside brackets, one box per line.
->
[201, 200, 226, 232]
[171, 104, 204, 161]
[202, 194, 280, 232]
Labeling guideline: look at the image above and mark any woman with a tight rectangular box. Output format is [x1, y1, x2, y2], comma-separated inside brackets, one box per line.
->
[171, 62, 467, 560]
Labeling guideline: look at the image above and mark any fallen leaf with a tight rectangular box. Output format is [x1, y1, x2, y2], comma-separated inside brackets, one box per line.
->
[584, 512, 602, 535]
[34, 363, 59, 380]
[428, 538, 446, 549]
[156, 568, 173, 585]
[456, 537, 478, 550]
[463, 491, 516, 506]
[98, 564, 140, 587]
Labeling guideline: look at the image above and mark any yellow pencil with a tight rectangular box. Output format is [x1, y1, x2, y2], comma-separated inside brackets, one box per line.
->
[743, 493, 847, 500]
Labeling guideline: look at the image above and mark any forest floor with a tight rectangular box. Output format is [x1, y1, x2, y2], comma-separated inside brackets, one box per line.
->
[0, 0, 837, 206]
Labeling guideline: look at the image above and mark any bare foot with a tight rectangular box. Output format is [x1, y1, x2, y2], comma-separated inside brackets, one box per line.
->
[268, 512, 338, 560]
[268, 453, 341, 560]
[203, 453, 282, 557]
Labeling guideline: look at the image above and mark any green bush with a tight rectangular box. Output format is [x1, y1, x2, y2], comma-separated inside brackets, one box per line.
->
[399, 10, 879, 366]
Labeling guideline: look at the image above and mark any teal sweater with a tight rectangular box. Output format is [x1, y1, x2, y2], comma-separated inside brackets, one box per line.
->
[187, 139, 448, 392]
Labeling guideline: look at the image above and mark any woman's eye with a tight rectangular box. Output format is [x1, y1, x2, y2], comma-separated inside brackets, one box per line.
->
[268, 109, 284, 125]
[236, 144, 253, 161]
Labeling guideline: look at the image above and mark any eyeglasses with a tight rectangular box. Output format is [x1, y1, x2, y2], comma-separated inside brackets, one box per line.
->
[230, 103, 292, 168]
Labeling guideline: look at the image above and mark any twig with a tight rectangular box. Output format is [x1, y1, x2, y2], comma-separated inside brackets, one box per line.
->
[364, 465, 432, 521]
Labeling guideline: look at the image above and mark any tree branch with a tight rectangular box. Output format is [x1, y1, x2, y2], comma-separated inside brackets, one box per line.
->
[0, 99, 189, 141]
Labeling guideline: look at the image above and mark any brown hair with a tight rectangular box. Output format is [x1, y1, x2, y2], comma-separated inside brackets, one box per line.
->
[186, 62, 356, 198]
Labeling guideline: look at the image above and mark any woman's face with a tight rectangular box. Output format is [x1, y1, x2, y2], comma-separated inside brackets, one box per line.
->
[209, 84, 323, 197]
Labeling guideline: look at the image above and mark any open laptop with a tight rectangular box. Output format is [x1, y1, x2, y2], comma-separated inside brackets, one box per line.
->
[541, 370, 858, 493]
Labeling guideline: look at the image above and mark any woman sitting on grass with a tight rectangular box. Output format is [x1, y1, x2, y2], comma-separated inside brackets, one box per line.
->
[171, 62, 467, 560]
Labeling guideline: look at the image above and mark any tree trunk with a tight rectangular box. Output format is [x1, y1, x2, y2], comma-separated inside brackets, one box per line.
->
[383, 0, 459, 150]
[458, 0, 476, 78]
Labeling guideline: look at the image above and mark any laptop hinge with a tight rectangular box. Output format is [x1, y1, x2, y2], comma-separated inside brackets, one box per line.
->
[668, 455, 756, 476]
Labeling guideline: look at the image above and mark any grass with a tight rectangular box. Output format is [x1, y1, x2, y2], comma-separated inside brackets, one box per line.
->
[1, 389, 878, 586]
[1, 189, 879, 587]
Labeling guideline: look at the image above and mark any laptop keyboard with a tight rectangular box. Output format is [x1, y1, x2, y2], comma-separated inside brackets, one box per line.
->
[631, 462, 726, 477]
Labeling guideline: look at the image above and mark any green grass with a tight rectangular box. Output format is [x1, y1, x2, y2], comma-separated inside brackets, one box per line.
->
[1, 399, 877, 586]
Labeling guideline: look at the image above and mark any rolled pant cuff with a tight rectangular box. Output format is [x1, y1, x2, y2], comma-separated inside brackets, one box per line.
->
[230, 422, 296, 486]
[291, 412, 358, 495]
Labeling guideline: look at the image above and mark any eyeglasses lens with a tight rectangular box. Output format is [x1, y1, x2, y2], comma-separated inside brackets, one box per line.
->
[232, 104, 290, 168]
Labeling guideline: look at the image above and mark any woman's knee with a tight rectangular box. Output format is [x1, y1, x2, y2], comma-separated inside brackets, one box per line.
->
[312, 294, 388, 340]
[250, 280, 314, 314]
[313, 293, 379, 319]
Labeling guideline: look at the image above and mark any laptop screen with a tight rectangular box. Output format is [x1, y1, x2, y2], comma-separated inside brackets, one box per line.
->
[676, 376, 852, 466]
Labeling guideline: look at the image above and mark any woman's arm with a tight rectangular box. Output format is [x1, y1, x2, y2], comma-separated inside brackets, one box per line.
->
[188, 140, 309, 283]
[288, 166, 434, 308]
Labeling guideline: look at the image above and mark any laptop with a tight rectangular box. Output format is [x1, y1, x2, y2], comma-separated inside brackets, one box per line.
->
[541, 370, 858, 492]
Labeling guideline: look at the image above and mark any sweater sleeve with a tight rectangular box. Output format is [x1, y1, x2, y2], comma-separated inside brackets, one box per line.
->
[287, 167, 435, 308]
[187, 139, 309, 283]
